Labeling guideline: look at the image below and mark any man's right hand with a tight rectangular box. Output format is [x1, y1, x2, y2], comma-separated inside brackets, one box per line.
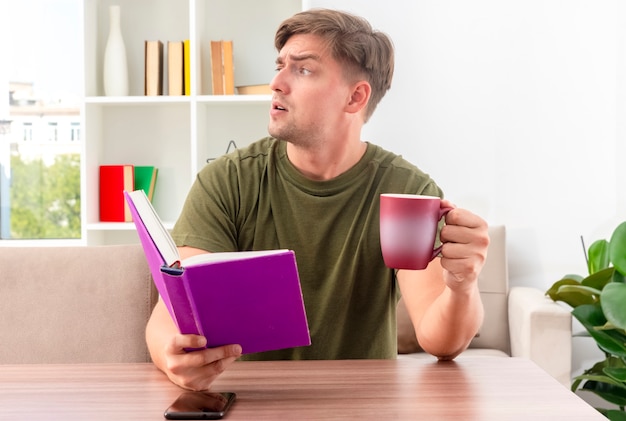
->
[162, 334, 242, 391]
[145, 299, 242, 391]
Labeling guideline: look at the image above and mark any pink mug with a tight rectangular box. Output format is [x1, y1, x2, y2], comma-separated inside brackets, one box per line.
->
[380, 194, 453, 270]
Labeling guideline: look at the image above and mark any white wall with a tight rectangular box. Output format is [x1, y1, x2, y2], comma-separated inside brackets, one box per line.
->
[0, 5, 8, 119]
[304, 0, 625, 288]
[304, 0, 626, 377]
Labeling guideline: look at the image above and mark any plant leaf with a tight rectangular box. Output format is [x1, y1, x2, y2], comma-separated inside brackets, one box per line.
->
[563, 274, 585, 282]
[582, 267, 616, 291]
[581, 379, 626, 406]
[604, 367, 626, 382]
[595, 321, 622, 331]
[606, 410, 626, 421]
[585, 359, 612, 375]
[546, 278, 581, 304]
[613, 270, 626, 284]
[556, 284, 601, 307]
[602, 282, 626, 330]
[589, 239, 610, 274]
[576, 373, 624, 388]
[572, 305, 626, 358]
[610, 221, 626, 275]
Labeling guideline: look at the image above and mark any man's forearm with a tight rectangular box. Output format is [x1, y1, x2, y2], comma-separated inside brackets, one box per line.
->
[146, 299, 177, 373]
[416, 286, 484, 359]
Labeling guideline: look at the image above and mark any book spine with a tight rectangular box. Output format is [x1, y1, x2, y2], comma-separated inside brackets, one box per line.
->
[222, 40, 234, 95]
[167, 41, 184, 96]
[161, 270, 203, 337]
[145, 40, 163, 96]
[184, 39, 191, 95]
[147, 168, 158, 201]
[210, 40, 224, 95]
[122, 165, 134, 221]
[125, 191, 203, 349]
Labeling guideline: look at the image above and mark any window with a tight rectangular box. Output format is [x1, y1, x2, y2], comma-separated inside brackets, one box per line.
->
[22, 122, 33, 141]
[2, 0, 82, 240]
[48, 122, 58, 142]
[70, 122, 80, 142]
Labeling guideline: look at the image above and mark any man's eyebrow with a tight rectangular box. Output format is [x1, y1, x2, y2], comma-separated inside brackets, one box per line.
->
[275, 52, 321, 65]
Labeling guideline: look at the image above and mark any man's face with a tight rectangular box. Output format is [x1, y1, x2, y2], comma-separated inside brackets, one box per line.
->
[268, 33, 353, 147]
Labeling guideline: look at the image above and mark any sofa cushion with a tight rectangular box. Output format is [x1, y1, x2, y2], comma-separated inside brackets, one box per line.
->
[0, 244, 157, 363]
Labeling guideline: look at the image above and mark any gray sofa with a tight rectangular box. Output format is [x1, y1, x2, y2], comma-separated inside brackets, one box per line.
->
[0, 225, 572, 386]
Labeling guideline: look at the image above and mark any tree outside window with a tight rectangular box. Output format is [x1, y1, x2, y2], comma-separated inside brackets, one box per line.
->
[2, 0, 82, 240]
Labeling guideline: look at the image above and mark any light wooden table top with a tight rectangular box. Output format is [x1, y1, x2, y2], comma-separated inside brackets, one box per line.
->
[0, 357, 603, 420]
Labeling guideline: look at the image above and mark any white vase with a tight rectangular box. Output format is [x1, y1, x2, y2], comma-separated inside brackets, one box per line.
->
[103, 5, 129, 96]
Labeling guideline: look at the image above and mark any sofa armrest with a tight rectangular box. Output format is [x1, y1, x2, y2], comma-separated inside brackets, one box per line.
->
[508, 286, 572, 387]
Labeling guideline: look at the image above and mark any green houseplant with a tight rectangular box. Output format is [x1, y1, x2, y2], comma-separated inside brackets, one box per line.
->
[546, 221, 626, 420]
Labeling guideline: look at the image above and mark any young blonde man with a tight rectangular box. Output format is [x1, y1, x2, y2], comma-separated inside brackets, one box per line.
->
[146, 9, 488, 391]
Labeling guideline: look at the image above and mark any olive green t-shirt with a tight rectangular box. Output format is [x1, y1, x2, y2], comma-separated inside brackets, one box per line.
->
[171, 137, 442, 360]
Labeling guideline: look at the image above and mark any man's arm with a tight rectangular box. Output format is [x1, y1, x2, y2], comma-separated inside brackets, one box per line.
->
[145, 246, 242, 391]
[397, 202, 488, 359]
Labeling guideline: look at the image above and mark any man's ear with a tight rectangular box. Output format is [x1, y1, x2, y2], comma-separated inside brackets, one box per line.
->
[346, 81, 371, 115]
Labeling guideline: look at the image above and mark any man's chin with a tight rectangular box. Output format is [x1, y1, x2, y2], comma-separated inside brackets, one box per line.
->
[268, 127, 290, 142]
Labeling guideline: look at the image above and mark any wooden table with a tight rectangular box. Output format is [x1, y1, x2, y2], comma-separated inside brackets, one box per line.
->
[0, 357, 603, 420]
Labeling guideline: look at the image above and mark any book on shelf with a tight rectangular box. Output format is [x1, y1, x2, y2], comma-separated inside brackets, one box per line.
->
[210, 41, 223, 95]
[133, 166, 158, 202]
[145, 40, 163, 96]
[167, 41, 184, 96]
[124, 190, 311, 355]
[236, 84, 271, 95]
[222, 40, 234, 95]
[184, 39, 191, 95]
[99, 165, 134, 222]
[210, 40, 234, 95]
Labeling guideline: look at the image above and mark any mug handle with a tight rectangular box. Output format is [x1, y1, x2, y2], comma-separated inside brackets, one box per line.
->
[430, 206, 454, 260]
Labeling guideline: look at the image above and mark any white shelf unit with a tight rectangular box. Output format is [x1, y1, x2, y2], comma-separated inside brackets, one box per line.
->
[82, 0, 301, 245]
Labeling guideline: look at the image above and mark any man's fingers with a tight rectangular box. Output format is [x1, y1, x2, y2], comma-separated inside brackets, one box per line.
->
[168, 334, 207, 354]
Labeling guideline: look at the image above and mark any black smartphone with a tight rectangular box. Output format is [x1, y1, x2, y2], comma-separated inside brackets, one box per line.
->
[164, 391, 236, 420]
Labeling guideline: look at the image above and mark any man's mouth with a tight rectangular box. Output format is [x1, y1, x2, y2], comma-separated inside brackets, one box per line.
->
[272, 102, 287, 111]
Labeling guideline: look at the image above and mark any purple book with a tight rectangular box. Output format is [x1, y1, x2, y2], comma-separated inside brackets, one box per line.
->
[124, 190, 311, 354]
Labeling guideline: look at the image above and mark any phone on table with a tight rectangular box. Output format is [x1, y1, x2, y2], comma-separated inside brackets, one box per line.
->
[164, 391, 236, 420]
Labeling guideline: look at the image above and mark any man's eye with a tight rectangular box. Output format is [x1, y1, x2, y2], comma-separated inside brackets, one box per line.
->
[300, 68, 311, 75]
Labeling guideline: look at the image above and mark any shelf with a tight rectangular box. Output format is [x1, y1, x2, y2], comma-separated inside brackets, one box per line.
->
[196, 95, 272, 104]
[85, 96, 192, 105]
[82, 0, 301, 245]
[85, 95, 272, 106]
[87, 221, 174, 231]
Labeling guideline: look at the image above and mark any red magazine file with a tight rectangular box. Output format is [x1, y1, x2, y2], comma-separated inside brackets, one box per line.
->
[99, 165, 134, 222]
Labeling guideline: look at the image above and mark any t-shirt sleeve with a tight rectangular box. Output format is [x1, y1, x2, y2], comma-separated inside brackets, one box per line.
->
[170, 156, 241, 252]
